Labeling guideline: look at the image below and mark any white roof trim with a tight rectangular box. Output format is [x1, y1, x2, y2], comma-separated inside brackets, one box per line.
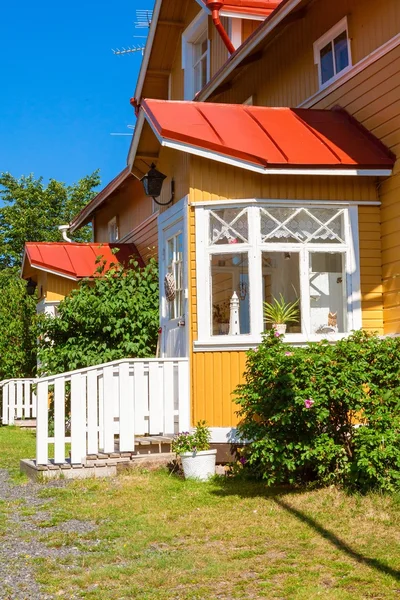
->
[220, 10, 265, 20]
[157, 137, 392, 177]
[28, 264, 79, 281]
[127, 111, 145, 171]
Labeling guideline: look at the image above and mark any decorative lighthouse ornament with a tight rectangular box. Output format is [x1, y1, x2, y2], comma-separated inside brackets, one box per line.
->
[229, 291, 240, 335]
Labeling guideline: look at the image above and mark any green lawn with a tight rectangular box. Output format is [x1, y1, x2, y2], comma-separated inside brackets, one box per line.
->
[1, 427, 400, 599]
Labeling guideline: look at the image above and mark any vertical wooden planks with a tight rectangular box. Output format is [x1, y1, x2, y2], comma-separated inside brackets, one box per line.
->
[54, 377, 66, 464]
[8, 382, 16, 425]
[133, 361, 147, 434]
[149, 362, 163, 435]
[23, 381, 31, 419]
[36, 381, 49, 465]
[178, 360, 190, 433]
[87, 370, 99, 455]
[102, 366, 115, 453]
[119, 362, 135, 451]
[70, 374, 85, 464]
[16, 381, 23, 419]
[2, 385, 8, 425]
[163, 361, 175, 434]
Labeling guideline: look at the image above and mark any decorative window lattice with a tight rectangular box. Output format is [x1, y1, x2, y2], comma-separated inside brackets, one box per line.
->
[260, 207, 345, 244]
[209, 208, 248, 245]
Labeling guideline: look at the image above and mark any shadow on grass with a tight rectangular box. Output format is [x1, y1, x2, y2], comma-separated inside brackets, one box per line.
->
[211, 477, 400, 582]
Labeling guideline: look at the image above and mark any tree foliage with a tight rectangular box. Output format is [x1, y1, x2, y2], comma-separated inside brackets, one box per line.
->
[235, 330, 400, 493]
[0, 271, 38, 380]
[37, 258, 159, 375]
[0, 171, 100, 268]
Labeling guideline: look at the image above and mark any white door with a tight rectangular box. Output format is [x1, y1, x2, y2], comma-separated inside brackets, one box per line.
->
[159, 201, 188, 358]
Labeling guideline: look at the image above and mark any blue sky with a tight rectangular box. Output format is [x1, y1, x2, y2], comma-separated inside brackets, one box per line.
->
[0, 0, 154, 190]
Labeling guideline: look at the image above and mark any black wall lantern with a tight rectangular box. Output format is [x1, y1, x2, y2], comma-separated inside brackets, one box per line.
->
[141, 163, 175, 206]
[26, 278, 37, 296]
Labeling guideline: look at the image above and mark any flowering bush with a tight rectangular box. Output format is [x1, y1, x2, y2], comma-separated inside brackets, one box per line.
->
[235, 330, 400, 492]
[172, 421, 211, 455]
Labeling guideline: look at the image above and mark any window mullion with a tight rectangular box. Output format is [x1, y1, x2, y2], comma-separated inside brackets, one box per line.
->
[249, 206, 263, 337]
[300, 248, 311, 338]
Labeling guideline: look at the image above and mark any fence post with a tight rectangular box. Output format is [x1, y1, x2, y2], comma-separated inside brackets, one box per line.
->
[87, 370, 99, 455]
[54, 377, 66, 464]
[70, 373, 86, 464]
[149, 362, 164, 435]
[23, 381, 31, 419]
[9, 382, 16, 425]
[36, 380, 49, 465]
[119, 362, 134, 452]
[2, 384, 8, 425]
[178, 361, 190, 433]
[163, 361, 175, 435]
[102, 365, 115, 453]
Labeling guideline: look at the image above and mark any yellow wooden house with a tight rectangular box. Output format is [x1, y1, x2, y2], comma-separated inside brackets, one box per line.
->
[66, 0, 400, 444]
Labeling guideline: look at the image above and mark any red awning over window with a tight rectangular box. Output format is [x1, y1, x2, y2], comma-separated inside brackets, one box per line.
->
[23, 242, 143, 280]
[141, 99, 395, 175]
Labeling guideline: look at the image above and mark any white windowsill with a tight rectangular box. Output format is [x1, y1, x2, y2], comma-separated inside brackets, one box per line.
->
[193, 332, 352, 352]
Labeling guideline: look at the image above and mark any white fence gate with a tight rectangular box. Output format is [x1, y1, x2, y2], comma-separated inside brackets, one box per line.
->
[1, 379, 36, 425]
[35, 357, 189, 465]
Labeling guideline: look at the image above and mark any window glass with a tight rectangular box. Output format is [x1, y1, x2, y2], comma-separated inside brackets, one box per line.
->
[211, 253, 250, 335]
[309, 252, 347, 334]
[210, 207, 248, 245]
[320, 41, 334, 84]
[262, 252, 301, 333]
[334, 31, 349, 74]
[166, 233, 184, 320]
[193, 34, 208, 95]
[261, 207, 345, 244]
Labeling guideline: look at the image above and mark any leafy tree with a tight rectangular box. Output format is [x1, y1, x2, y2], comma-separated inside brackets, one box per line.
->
[0, 271, 38, 379]
[0, 171, 100, 268]
[37, 258, 159, 374]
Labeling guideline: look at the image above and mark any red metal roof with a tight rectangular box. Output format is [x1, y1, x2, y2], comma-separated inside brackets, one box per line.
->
[141, 99, 395, 174]
[201, 0, 281, 17]
[23, 243, 143, 280]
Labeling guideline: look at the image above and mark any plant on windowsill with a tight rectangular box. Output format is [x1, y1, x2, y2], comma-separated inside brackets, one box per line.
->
[172, 420, 217, 481]
[263, 294, 300, 335]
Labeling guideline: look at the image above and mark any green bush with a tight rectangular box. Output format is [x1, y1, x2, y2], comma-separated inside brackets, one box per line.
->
[235, 330, 400, 492]
[37, 257, 159, 375]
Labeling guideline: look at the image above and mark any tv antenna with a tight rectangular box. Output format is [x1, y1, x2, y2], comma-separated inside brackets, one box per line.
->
[110, 125, 135, 137]
[112, 9, 153, 56]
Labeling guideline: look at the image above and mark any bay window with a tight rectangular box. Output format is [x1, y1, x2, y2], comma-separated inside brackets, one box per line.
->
[195, 203, 361, 347]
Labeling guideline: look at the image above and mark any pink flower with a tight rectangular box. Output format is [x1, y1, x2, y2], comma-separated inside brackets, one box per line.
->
[304, 399, 314, 409]
[228, 238, 238, 244]
[285, 352, 293, 357]
[274, 331, 281, 338]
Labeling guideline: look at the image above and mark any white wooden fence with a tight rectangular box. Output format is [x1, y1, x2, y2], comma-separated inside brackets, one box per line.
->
[1, 379, 36, 425]
[35, 357, 189, 465]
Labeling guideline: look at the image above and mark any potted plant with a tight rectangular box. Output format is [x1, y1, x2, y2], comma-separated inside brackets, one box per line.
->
[263, 294, 299, 335]
[172, 421, 217, 481]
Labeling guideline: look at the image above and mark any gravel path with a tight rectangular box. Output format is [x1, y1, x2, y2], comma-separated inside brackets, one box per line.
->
[0, 470, 97, 599]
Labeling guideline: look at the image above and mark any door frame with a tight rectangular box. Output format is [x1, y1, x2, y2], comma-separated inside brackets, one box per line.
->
[158, 196, 189, 358]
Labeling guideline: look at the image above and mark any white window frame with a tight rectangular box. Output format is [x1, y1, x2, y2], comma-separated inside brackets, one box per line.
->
[107, 216, 119, 242]
[194, 201, 361, 350]
[313, 17, 352, 90]
[182, 12, 210, 100]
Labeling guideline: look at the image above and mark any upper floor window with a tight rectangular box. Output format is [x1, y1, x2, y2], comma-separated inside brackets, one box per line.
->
[108, 216, 119, 242]
[182, 12, 210, 100]
[314, 17, 351, 89]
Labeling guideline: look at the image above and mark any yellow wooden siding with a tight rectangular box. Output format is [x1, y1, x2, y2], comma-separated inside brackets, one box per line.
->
[242, 19, 260, 43]
[213, 0, 400, 107]
[187, 156, 382, 426]
[94, 177, 153, 243]
[122, 214, 159, 263]
[210, 17, 230, 79]
[309, 46, 400, 334]
[46, 274, 77, 302]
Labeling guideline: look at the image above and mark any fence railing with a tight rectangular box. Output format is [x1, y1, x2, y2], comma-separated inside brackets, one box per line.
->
[1, 379, 37, 425]
[35, 357, 189, 465]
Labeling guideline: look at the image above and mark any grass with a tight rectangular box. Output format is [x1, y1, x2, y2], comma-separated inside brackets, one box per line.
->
[1, 427, 400, 598]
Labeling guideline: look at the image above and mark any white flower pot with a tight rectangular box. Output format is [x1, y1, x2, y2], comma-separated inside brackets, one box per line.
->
[180, 449, 217, 481]
[273, 323, 287, 335]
